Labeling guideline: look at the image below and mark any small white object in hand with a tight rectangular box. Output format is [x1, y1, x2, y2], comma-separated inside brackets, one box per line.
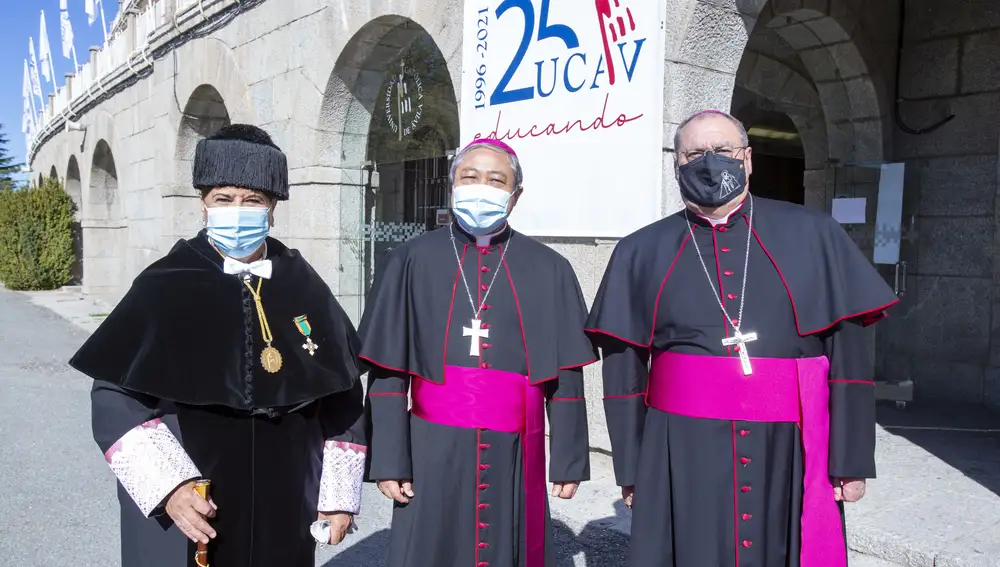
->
[310, 518, 357, 546]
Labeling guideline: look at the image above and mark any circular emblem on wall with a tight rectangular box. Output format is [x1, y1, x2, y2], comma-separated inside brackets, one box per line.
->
[384, 61, 425, 141]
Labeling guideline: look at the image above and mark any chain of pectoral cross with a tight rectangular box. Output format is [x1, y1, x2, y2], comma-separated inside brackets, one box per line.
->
[449, 224, 512, 357]
[684, 194, 758, 376]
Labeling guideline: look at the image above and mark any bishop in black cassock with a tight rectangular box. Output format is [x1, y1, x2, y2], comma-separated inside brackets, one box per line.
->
[586, 110, 899, 567]
[360, 139, 597, 567]
[69, 125, 367, 567]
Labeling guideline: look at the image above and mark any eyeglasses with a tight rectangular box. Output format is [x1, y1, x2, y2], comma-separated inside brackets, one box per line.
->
[680, 146, 748, 161]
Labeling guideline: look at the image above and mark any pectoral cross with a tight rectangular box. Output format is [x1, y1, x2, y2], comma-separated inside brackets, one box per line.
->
[721, 331, 758, 376]
[463, 318, 489, 357]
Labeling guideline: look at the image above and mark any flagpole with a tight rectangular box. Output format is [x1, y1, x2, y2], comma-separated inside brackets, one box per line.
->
[99, 1, 109, 44]
[71, 45, 80, 73]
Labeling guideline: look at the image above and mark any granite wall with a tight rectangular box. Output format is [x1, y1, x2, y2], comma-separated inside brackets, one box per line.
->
[29, 0, 1000, 459]
[876, 0, 1000, 407]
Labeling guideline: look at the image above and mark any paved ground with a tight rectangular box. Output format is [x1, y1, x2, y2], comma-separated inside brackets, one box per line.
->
[2, 286, 998, 566]
[0, 288, 631, 567]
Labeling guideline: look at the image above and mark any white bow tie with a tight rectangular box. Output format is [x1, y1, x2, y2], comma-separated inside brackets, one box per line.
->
[223, 257, 273, 279]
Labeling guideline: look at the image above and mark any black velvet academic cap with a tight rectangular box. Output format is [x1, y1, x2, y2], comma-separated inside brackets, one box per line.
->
[192, 124, 290, 200]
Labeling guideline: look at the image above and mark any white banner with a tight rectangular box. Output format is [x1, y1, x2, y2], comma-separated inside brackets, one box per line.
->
[460, 0, 665, 238]
[85, 0, 97, 25]
[28, 38, 43, 97]
[60, 0, 76, 60]
[39, 11, 53, 83]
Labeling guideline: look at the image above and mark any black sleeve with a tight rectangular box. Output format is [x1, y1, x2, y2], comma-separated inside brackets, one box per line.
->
[365, 368, 412, 482]
[545, 368, 590, 483]
[600, 340, 649, 487]
[91, 380, 161, 454]
[823, 318, 877, 479]
[320, 378, 367, 447]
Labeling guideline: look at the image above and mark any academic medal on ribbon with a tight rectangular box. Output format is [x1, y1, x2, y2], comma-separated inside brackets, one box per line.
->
[294, 315, 319, 356]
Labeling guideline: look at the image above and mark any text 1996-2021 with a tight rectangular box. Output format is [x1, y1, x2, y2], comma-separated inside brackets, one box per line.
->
[474, 7, 489, 110]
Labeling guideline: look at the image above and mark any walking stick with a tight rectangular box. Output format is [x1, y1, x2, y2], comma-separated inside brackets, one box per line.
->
[192, 480, 212, 567]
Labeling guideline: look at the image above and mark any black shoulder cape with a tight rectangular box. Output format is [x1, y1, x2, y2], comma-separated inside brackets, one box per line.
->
[69, 231, 361, 411]
[585, 196, 900, 347]
[357, 226, 597, 384]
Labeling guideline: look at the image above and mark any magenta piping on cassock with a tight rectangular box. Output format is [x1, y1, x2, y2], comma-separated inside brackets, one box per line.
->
[645, 351, 847, 567]
[411, 366, 547, 567]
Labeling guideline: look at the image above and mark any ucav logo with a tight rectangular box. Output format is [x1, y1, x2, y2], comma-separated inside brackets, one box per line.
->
[488, 0, 647, 106]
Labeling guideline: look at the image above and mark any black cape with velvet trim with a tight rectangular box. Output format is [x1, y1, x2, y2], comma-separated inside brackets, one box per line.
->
[69, 230, 360, 411]
[586, 196, 899, 346]
[357, 224, 596, 384]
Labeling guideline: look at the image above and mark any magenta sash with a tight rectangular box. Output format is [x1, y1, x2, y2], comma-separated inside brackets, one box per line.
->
[410, 366, 547, 567]
[646, 351, 846, 567]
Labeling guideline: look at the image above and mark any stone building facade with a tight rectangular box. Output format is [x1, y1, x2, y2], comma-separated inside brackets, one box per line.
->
[28, 0, 1000, 449]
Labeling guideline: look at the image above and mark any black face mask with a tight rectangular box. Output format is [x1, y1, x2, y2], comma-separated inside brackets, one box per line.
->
[677, 152, 747, 208]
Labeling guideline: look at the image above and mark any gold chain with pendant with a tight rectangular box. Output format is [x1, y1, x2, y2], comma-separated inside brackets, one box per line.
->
[243, 277, 283, 373]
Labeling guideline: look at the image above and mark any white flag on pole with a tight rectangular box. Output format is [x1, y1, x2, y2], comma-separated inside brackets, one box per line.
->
[22, 64, 32, 134]
[85, 0, 96, 25]
[23, 60, 32, 99]
[60, 0, 76, 60]
[22, 64, 37, 139]
[23, 92, 35, 135]
[28, 39, 42, 97]
[38, 11, 53, 83]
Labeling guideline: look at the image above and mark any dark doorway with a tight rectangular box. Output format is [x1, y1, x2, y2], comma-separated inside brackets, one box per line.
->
[749, 153, 805, 205]
[731, 94, 805, 205]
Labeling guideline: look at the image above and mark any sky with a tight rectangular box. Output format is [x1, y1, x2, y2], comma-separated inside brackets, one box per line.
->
[0, 0, 118, 181]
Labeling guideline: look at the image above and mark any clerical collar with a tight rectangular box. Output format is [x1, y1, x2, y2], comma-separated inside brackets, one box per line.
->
[690, 198, 749, 228]
[452, 222, 512, 247]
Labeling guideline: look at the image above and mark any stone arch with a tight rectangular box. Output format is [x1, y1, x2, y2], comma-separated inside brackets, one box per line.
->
[315, 7, 462, 318]
[65, 155, 84, 285]
[755, 5, 884, 165]
[171, 37, 254, 133]
[48, 165, 58, 181]
[65, 155, 83, 210]
[175, 84, 233, 190]
[733, 52, 830, 209]
[80, 109, 125, 222]
[669, 0, 885, 211]
[164, 36, 253, 240]
[163, 84, 234, 243]
[36, 173, 43, 188]
[755, 4, 885, 214]
[89, 140, 120, 221]
[84, 139, 125, 297]
[316, 13, 461, 171]
[664, 0, 884, 215]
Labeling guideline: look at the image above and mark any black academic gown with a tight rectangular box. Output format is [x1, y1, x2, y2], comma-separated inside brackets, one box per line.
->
[585, 196, 899, 567]
[70, 231, 365, 567]
[359, 224, 597, 567]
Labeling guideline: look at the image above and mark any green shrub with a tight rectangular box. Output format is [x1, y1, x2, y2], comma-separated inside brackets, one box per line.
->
[0, 178, 76, 290]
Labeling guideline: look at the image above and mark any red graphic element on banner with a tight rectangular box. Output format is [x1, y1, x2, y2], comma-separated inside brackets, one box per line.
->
[595, 0, 636, 86]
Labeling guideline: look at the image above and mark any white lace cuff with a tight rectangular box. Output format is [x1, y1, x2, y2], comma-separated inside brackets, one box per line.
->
[104, 418, 202, 517]
[318, 440, 367, 515]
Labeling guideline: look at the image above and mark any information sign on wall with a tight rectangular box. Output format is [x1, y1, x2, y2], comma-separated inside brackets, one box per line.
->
[460, 0, 666, 238]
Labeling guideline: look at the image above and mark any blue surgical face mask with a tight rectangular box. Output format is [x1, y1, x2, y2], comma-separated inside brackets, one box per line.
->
[452, 184, 513, 235]
[205, 206, 271, 259]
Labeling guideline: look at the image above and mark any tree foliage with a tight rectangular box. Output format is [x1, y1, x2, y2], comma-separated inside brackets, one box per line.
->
[0, 123, 19, 191]
[0, 177, 76, 290]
